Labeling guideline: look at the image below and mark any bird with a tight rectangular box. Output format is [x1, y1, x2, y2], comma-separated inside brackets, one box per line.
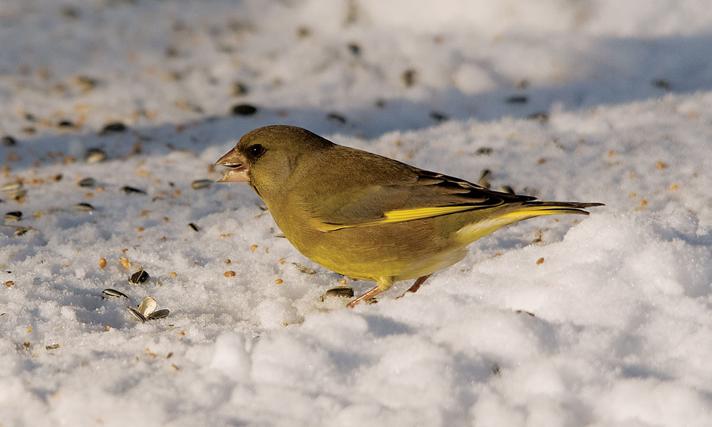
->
[216, 125, 602, 307]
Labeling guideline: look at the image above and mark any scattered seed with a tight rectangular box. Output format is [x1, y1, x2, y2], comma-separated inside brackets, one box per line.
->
[224, 270, 236, 278]
[536, 257, 545, 265]
[129, 269, 150, 284]
[191, 179, 213, 190]
[127, 307, 147, 322]
[78, 177, 96, 188]
[224, 258, 232, 264]
[347, 42, 361, 56]
[188, 222, 200, 232]
[148, 309, 170, 320]
[505, 95, 528, 104]
[231, 82, 249, 97]
[475, 147, 492, 155]
[85, 148, 107, 163]
[322, 287, 355, 300]
[4, 280, 14, 288]
[326, 112, 347, 124]
[249, 244, 258, 252]
[102, 288, 129, 299]
[527, 111, 549, 122]
[74, 202, 95, 212]
[656, 161, 668, 170]
[1, 182, 22, 193]
[14, 227, 30, 236]
[45, 343, 61, 350]
[119, 256, 130, 270]
[98, 257, 107, 269]
[2, 136, 16, 146]
[231, 104, 258, 116]
[4, 211, 22, 222]
[274, 278, 284, 285]
[652, 79, 671, 90]
[429, 111, 448, 122]
[402, 69, 417, 87]
[100, 122, 128, 135]
[292, 262, 316, 275]
[57, 119, 75, 128]
[121, 186, 147, 195]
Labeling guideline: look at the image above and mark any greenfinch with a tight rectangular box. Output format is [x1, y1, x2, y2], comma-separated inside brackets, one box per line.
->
[216, 125, 602, 307]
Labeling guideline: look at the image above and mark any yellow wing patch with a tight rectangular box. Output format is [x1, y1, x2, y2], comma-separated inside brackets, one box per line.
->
[315, 205, 477, 232]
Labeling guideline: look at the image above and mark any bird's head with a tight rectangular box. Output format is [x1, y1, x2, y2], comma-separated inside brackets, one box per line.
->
[215, 125, 333, 196]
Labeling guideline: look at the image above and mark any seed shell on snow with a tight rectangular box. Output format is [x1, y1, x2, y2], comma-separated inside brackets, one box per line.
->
[74, 202, 95, 212]
[78, 177, 97, 188]
[102, 288, 129, 299]
[137, 296, 158, 317]
[4, 211, 22, 222]
[127, 307, 147, 322]
[85, 148, 107, 163]
[322, 287, 355, 300]
[121, 186, 147, 195]
[188, 222, 200, 232]
[148, 309, 170, 320]
[191, 179, 213, 190]
[128, 269, 150, 284]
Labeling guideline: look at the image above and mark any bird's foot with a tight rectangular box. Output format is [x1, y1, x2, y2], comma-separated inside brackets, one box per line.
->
[347, 286, 384, 308]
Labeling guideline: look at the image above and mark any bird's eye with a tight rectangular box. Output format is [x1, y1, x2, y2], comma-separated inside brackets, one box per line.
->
[247, 144, 266, 159]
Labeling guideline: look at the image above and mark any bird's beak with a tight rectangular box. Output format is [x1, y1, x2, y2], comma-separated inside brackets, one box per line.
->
[215, 148, 249, 183]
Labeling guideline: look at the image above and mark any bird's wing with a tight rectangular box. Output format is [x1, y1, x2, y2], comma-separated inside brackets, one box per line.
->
[306, 167, 535, 232]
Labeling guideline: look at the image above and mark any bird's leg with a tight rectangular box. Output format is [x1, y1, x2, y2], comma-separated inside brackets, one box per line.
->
[406, 275, 431, 294]
[396, 275, 431, 299]
[347, 277, 393, 309]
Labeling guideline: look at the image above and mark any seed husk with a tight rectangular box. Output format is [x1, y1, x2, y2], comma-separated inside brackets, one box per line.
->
[14, 227, 30, 236]
[231, 104, 258, 116]
[74, 202, 95, 212]
[4, 211, 22, 222]
[45, 343, 60, 350]
[127, 307, 147, 322]
[100, 122, 128, 135]
[191, 179, 213, 190]
[102, 288, 129, 299]
[292, 262, 316, 275]
[323, 287, 355, 299]
[137, 296, 157, 317]
[188, 222, 200, 232]
[1, 182, 22, 193]
[2, 136, 16, 146]
[129, 269, 150, 284]
[121, 186, 147, 195]
[85, 148, 107, 163]
[148, 309, 170, 320]
[78, 177, 96, 188]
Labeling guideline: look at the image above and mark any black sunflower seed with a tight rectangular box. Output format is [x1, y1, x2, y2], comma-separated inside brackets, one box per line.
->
[128, 269, 150, 284]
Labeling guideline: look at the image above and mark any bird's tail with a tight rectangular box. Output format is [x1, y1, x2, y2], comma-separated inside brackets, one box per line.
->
[455, 200, 603, 244]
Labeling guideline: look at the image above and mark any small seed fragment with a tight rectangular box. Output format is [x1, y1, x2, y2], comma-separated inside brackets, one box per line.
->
[536, 257, 545, 265]
[191, 179, 213, 190]
[231, 104, 258, 116]
[102, 288, 129, 299]
[274, 278, 284, 285]
[224, 270, 236, 278]
[4, 280, 14, 288]
[292, 262, 316, 275]
[119, 256, 130, 270]
[74, 202, 95, 212]
[98, 257, 107, 269]
[2, 135, 16, 146]
[14, 227, 30, 236]
[4, 211, 22, 222]
[121, 186, 147, 195]
[85, 148, 107, 163]
[129, 269, 150, 284]
[78, 177, 96, 188]
[188, 222, 200, 232]
[1, 182, 22, 193]
[100, 122, 128, 135]
[46, 343, 60, 350]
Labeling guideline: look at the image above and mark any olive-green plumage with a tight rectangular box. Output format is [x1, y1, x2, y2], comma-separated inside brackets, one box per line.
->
[216, 125, 602, 306]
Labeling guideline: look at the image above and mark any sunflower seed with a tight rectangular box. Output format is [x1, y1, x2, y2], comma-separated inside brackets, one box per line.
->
[231, 104, 258, 116]
[121, 186, 146, 195]
[1, 182, 22, 193]
[4, 211, 22, 222]
[128, 269, 150, 284]
[127, 307, 147, 322]
[188, 222, 200, 232]
[78, 177, 96, 188]
[137, 296, 157, 317]
[85, 148, 107, 163]
[102, 288, 129, 299]
[14, 227, 30, 236]
[148, 309, 170, 320]
[74, 202, 95, 212]
[100, 122, 128, 135]
[322, 287, 354, 299]
[191, 179, 213, 190]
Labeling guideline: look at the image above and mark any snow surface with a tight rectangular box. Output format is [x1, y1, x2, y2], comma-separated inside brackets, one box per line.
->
[1, 0, 712, 426]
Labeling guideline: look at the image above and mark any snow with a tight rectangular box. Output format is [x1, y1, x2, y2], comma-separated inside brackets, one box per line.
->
[1, 0, 712, 426]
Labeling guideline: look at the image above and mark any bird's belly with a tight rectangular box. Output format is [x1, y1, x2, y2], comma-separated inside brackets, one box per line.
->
[283, 219, 467, 282]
